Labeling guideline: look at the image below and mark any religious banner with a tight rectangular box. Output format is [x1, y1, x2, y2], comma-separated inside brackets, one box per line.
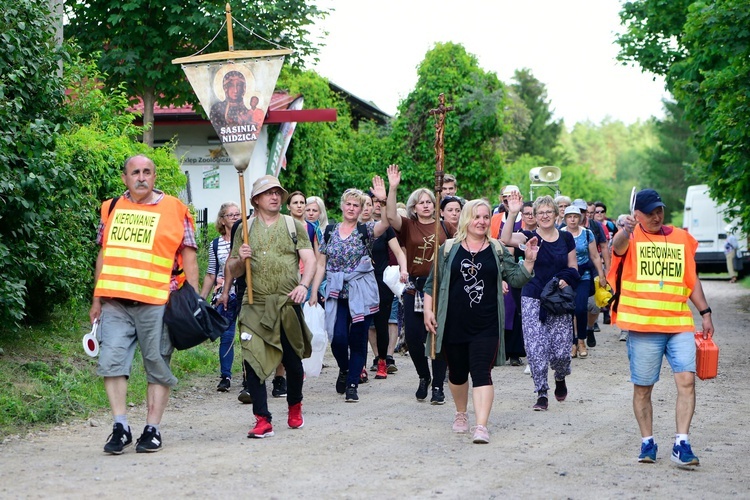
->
[266, 96, 304, 176]
[176, 50, 289, 171]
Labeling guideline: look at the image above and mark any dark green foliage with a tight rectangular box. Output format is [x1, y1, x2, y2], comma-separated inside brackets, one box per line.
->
[390, 42, 512, 199]
[1, 0, 71, 326]
[617, 0, 750, 231]
[510, 68, 563, 164]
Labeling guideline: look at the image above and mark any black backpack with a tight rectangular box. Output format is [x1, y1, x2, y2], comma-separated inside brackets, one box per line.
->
[323, 223, 372, 258]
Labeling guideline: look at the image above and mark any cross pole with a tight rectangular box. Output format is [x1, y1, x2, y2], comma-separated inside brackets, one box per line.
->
[427, 93, 454, 359]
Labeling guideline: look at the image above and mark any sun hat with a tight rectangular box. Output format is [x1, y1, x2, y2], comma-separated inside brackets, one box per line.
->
[251, 175, 288, 205]
[502, 185, 521, 197]
[564, 205, 582, 217]
[572, 198, 588, 211]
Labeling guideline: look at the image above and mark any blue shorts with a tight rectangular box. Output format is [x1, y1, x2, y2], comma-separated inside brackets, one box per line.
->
[97, 299, 177, 387]
[627, 331, 695, 386]
[388, 295, 399, 324]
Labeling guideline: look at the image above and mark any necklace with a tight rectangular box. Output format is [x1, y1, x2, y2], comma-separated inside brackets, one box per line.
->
[640, 225, 669, 289]
[465, 238, 487, 272]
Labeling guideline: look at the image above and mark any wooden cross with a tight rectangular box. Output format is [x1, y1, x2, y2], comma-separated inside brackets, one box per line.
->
[427, 93, 453, 359]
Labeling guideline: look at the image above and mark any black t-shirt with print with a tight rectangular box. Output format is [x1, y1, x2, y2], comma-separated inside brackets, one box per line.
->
[444, 245, 499, 343]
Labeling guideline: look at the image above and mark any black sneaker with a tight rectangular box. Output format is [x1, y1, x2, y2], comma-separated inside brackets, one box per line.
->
[336, 370, 348, 394]
[345, 384, 359, 403]
[415, 377, 431, 401]
[602, 310, 611, 324]
[509, 357, 522, 366]
[430, 387, 445, 405]
[385, 355, 398, 374]
[593, 322, 601, 332]
[533, 396, 549, 411]
[237, 388, 253, 404]
[135, 425, 162, 453]
[271, 376, 287, 398]
[369, 357, 379, 372]
[103, 423, 132, 455]
[554, 379, 568, 402]
[587, 330, 597, 348]
[217, 376, 231, 392]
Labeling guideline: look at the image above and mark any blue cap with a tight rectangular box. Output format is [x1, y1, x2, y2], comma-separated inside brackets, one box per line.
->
[634, 189, 666, 214]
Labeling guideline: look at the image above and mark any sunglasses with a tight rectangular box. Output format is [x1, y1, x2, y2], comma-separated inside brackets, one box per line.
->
[595, 210, 605, 214]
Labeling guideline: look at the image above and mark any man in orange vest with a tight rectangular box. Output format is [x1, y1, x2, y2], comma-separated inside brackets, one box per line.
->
[610, 188, 714, 467]
[90, 155, 199, 455]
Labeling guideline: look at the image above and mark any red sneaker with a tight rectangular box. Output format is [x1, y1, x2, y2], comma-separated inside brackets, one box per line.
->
[359, 368, 369, 384]
[247, 415, 274, 438]
[288, 402, 304, 429]
[374, 359, 387, 379]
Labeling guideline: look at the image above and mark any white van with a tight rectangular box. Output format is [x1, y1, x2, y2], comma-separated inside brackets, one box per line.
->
[683, 184, 748, 274]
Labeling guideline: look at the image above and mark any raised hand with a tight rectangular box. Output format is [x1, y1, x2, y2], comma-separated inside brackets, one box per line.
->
[507, 191, 523, 214]
[371, 175, 387, 201]
[386, 164, 401, 188]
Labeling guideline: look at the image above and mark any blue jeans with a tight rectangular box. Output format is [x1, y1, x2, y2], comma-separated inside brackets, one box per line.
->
[331, 299, 372, 387]
[216, 294, 238, 378]
[627, 331, 695, 386]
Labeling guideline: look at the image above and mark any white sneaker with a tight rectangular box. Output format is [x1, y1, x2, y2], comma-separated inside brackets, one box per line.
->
[524, 364, 531, 375]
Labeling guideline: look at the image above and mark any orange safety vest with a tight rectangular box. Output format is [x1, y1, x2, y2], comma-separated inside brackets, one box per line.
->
[94, 195, 191, 305]
[608, 225, 698, 333]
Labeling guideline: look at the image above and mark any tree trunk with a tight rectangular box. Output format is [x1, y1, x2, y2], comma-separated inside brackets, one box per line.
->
[142, 88, 156, 147]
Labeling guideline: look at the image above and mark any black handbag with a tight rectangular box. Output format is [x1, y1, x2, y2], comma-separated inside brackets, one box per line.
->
[164, 282, 230, 350]
[540, 277, 576, 315]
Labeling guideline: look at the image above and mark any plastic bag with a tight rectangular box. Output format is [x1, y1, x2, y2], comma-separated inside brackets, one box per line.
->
[383, 265, 405, 297]
[301, 302, 327, 377]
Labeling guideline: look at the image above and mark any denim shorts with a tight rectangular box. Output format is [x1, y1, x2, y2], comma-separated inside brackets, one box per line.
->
[388, 295, 399, 324]
[627, 331, 695, 386]
[97, 299, 178, 387]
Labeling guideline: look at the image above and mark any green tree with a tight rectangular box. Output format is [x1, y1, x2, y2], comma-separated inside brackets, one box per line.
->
[390, 42, 513, 199]
[510, 68, 563, 164]
[1, 0, 70, 326]
[617, 0, 750, 231]
[64, 0, 327, 146]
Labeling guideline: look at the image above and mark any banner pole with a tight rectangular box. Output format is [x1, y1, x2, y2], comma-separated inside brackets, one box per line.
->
[238, 170, 253, 303]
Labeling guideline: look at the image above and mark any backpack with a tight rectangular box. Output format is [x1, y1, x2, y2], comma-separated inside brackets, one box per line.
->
[323, 222, 372, 258]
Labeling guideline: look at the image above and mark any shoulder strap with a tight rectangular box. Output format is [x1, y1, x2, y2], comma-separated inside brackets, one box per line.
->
[608, 249, 628, 312]
[212, 237, 220, 271]
[443, 238, 456, 258]
[107, 196, 121, 216]
[324, 223, 335, 244]
[357, 223, 373, 258]
[282, 215, 298, 245]
[489, 238, 503, 255]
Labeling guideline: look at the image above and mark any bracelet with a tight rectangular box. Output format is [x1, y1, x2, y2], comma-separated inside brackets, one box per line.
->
[300, 283, 310, 290]
[699, 307, 711, 316]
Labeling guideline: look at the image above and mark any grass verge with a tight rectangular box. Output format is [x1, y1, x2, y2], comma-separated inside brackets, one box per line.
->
[0, 302, 231, 441]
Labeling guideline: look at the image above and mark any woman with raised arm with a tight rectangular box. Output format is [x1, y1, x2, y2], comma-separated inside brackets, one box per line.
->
[384, 164, 456, 404]
[501, 192, 580, 411]
[309, 178, 390, 402]
[424, 199, 537, 443]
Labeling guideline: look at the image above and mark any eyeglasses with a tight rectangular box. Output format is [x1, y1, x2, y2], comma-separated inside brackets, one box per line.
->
[595, 210, 605, 214]
[223, 213, 241, 219]
[263, 189, 283, 197]
[522, 212, 534, 217]
[536, 210, 555, 217]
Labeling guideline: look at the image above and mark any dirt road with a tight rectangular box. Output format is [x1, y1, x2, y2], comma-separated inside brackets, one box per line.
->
[1, 279, 747, 499]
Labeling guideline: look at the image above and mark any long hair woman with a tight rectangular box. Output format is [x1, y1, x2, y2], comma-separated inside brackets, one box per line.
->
[200, 201, 241, 392]
[424, 199, 537, 443]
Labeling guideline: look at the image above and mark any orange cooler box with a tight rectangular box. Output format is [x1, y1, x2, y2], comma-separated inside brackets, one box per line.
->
[695, 332, 719, 380]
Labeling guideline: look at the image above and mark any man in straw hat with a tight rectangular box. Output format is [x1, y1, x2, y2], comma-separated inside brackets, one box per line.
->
[226, 175, 316, 438]
[610, 188, 714, 467]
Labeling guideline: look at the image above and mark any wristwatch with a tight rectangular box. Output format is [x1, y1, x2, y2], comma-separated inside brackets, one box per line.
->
[699, 307, 712, 316]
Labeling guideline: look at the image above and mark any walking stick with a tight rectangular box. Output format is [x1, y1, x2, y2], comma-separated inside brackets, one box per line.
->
[428, 93, 453, 359]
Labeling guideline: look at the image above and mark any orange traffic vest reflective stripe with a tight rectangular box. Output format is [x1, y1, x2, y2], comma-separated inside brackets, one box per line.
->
[609, 225, 698, 333]
[94, 195, 191, 305]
